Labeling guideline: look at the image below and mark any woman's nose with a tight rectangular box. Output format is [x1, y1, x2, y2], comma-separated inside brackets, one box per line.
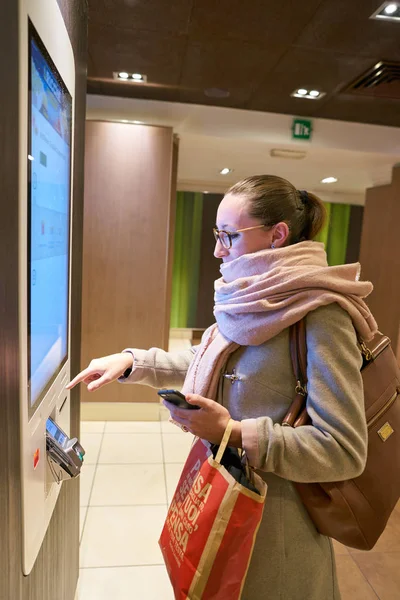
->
[214, 238, 229, 258]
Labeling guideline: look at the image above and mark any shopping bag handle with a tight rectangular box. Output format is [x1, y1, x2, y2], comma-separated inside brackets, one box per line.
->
[215, 419, 234, 464]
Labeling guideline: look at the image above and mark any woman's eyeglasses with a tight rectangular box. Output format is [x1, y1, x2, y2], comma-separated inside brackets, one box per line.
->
[213, 224, 266, 249]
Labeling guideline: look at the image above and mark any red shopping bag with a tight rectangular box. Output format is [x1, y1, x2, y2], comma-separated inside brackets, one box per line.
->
[159, 420, 267, 600]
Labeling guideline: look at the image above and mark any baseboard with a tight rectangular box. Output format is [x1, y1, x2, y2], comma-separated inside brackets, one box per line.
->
[80, 401, 162, 421]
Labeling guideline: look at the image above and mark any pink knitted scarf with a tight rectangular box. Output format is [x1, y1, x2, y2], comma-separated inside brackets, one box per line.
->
[181, 242, 377, 401]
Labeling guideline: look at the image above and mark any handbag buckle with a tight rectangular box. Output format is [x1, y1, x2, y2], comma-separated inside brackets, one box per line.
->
[295, 380, 307, 396]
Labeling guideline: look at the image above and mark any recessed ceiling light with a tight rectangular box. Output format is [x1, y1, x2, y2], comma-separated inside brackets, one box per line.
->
[203, 191, 210, 194]
[121, 119, 129, 123]
[370, 2, 400, 20]
[113, 72, 148, 83]
[133, 120, 144, 124]
[385, 3, 398, 13]
[291, 88, 325, 100]
[220, 168, 232, 175]
[321, 177, 338, 184]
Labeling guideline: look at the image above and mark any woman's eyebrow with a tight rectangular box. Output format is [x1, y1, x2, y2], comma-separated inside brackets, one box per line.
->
[216, 223, 236, 230]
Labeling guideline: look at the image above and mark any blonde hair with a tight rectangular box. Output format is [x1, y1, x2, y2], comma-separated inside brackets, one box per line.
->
[227, 175, 326, 243]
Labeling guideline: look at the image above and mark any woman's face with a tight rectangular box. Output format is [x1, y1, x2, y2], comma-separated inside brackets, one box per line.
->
[214, 193, 275, 263]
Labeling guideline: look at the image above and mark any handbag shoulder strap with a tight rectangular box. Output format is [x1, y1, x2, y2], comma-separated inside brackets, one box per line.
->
[290, 319, 308, 392]
[283, 319, 309, 428]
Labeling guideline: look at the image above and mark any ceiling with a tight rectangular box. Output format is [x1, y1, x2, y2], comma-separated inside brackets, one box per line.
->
[87, 0, 400, 128]
[87, 95, 400, 200]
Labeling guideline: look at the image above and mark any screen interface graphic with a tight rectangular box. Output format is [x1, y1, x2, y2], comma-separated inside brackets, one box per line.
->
[28, 27, 72, 411]
[46, 418, 68, 447]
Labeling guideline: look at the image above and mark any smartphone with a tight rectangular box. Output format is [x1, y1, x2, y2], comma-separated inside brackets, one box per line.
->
[157, 389, 200, 410]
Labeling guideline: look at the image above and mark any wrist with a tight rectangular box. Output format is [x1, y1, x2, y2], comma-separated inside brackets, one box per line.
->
[228, 420, 242, 448]
[121, 351, 134, 376]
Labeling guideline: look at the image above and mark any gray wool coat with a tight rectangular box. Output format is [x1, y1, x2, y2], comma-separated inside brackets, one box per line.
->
[122, 302, 367, 600]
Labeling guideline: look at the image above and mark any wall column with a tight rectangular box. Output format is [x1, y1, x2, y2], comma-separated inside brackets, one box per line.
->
[81, 121, 178, 403]
[359, 164, 400, 361]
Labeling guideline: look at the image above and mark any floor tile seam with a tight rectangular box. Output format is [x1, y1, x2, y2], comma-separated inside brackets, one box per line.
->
[81, 420, 106, 431]
[82, 428, 106, 538]
[160, 424, 170, 506]
[344, 552, 381, 599]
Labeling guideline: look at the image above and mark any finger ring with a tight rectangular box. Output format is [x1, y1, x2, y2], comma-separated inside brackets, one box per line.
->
[181, 425, 189, 433]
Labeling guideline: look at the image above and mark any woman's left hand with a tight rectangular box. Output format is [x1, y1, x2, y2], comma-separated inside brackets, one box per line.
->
[164, 393, 232, 444]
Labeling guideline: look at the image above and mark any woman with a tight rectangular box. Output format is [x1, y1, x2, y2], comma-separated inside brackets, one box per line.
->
[68, 175, 377, 599]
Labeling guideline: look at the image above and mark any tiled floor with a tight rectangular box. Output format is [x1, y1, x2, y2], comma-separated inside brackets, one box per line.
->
[77, 414, 400, 599]
[77, 412, 193, 599]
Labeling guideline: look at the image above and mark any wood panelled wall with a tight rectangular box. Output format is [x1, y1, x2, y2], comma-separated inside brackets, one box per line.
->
[0, 1, 87, 599]
[81, 121, 177, 403]
[359, 164, 400, 360]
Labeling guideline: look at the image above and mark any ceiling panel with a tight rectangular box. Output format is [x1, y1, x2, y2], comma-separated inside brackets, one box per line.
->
[88, 0, 193, 34]
[179, 39, 287, 106]
[188, 0, 323, 43]
[295, 0, 400, 60]
[89, 24, 186, 84]
[87, 0, 400, 127]
[249, 47, 375, 113]
[317, 95, 400, 127]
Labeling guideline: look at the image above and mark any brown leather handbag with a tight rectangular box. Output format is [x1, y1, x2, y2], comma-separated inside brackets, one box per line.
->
[283, 319, 400, 550]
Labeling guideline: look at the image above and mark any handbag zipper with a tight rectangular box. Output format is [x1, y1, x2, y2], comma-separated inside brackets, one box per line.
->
[367, 389, 399, 430]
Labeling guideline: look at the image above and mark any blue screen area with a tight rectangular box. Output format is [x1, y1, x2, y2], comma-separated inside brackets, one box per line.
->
[29, 32, 72, 409]
[46, 418, 68, 447]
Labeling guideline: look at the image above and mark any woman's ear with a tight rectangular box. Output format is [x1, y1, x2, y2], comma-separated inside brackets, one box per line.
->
[271, 222, 290, 247]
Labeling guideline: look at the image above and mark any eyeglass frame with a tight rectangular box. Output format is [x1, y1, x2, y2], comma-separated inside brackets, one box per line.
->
[213, 224, 269, 249]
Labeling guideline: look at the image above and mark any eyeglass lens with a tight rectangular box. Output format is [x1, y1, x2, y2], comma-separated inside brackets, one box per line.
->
[213, 229, 231, 249]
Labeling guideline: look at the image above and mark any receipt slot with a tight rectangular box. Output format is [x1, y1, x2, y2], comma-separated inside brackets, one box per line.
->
[18, 0, 79, 574]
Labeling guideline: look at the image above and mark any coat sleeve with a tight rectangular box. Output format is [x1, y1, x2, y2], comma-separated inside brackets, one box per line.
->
[241, 303, 368, 483]
[118, 346, 197, 390]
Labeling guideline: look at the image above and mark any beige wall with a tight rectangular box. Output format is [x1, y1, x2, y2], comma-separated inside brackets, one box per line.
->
[359, 164, 400, 361]
[81, 121, 178, 403]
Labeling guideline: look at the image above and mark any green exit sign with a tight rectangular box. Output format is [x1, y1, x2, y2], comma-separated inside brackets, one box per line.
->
[292, 118, 313, 140]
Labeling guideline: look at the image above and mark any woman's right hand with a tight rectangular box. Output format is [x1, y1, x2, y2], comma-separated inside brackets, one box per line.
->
[66, 352, 134, 392]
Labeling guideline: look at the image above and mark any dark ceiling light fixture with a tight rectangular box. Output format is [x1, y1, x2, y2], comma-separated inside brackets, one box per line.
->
[204, 88, 231, 98]
[370, 2, 400, 20]
[270, 149, 307, 159]
[291, 88, 325, 100]
[113, 72, 148, 83]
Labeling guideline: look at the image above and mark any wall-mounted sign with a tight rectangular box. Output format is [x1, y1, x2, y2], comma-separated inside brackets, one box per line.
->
[292, 118, 313, 140]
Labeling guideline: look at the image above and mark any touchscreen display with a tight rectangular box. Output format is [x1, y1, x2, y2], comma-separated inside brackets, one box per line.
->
[28, 25, 72, 412]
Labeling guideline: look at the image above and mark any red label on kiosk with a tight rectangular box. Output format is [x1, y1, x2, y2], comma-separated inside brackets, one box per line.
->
[33, 449, 40, 469]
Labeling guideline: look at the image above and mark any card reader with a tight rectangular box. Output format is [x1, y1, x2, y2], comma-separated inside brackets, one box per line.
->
[46, 417, 85, 481]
